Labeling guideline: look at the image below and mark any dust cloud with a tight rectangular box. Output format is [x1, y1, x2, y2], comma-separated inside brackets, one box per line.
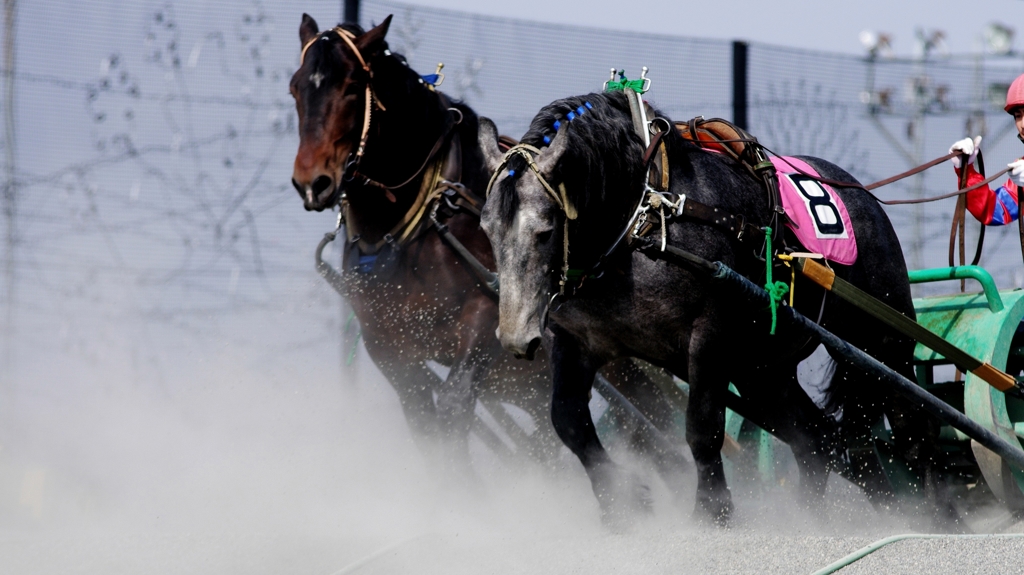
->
[0, 304, 939, 575]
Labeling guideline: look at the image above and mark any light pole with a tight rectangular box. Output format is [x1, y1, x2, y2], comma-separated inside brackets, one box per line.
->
[860, 28, 957, 269]
[2, 0, 16, 384]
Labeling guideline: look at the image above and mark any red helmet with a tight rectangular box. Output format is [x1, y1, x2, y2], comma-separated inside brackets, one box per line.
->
[1006, 73, 1024, 113]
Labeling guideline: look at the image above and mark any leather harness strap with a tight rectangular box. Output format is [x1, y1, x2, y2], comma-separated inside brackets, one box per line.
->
[680, 200, 764, 242]
[948, 151, 986, 290]
[343, 153, 446, 252]
[485, 144, 577, 219]
[676, 118, 786, 233]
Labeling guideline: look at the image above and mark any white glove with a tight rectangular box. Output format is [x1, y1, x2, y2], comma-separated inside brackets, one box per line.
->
[1009, 159, 1024, 187]
[950, 136, 982, 169]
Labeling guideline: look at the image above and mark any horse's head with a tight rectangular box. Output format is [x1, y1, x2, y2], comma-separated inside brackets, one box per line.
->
[479, 119, 569, 359]
[289, 14, 392, 212]
[481, 94, 646, 359]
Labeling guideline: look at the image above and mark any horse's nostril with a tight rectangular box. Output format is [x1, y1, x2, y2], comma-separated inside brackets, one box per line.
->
[526, 337, 541, 360]
[312, 175, 333, 195]
[292, 178, 303, 194]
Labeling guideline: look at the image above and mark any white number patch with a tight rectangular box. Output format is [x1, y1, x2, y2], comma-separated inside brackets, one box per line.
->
[787, 174, 847, 239]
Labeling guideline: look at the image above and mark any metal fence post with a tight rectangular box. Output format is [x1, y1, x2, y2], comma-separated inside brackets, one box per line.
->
[732, 40, 748, 130]
[344, 0, 359, 26]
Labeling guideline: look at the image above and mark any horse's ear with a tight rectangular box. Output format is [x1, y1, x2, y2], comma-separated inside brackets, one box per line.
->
[536, 126, 570, 177]
[299, 13, 319, 46]
[357, 15, 392, 53]
[478, 117, 504, 173]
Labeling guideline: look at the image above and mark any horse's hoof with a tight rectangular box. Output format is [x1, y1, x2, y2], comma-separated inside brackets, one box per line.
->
[595, 473, 653, 530]
[633, 479, 654, 513]
[693, 490, 734, 527]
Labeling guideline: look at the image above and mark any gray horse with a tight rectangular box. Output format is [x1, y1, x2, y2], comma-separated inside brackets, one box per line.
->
[479, 90, 943, 524]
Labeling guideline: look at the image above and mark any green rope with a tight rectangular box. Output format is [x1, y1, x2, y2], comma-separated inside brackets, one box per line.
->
[762, 226, 789, 335]
[346, 331, 362, 366]
[344, 310, 361, 366]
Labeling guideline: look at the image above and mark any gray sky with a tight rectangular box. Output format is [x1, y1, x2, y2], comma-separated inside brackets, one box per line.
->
[396, 0, 1023, 56]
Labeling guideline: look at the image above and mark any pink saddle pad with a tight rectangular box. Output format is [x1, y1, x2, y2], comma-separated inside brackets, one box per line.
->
[771, 156, 858, 265]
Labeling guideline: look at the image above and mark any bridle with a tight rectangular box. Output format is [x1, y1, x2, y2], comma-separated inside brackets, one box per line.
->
[300, 26, 381, 176]
[300, 27, 461, 202]
[486, 143, 578, 297]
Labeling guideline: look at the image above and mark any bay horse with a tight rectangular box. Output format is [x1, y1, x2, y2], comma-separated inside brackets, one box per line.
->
[479, 90, 945, 523]
[288, 16, 687, 480]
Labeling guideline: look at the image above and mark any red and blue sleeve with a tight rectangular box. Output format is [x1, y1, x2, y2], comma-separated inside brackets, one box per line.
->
[954, 161, 1020, 226]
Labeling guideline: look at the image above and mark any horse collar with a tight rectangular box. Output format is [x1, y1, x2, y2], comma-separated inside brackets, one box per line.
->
[346, 103, 463, 196]
[343, 124, 467, 256]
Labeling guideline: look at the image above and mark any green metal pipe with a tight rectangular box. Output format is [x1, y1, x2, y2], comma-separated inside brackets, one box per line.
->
[809, 533, 1024, 575]
[908, 266, 1004, 312]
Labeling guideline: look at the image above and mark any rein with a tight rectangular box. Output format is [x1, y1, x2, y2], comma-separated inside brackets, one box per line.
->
[698, 135, 1010, 206]
[761, 148, 1011, 205]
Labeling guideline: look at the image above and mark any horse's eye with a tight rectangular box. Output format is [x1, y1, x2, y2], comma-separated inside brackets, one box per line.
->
[536, 230, 553, 244]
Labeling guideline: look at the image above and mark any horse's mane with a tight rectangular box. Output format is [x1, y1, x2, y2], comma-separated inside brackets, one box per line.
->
[496, 91, 684, 229]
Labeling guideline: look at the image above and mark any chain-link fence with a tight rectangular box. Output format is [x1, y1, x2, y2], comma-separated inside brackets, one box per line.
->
[0, 1, 353, 411]
[2, 0, 1023, 410]
[365, 0, 1024, 281]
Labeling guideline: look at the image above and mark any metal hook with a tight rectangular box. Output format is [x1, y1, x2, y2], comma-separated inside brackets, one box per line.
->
[433, 62, 445, 87]
[639, 66, 652, 93]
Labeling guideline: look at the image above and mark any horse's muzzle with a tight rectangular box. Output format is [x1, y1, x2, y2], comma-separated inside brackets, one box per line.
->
[293, 175, 339, 212]
[508, 336, 542, 361]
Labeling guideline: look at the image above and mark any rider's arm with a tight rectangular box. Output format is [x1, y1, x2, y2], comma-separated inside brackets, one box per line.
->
[951, 141, 1021, 226]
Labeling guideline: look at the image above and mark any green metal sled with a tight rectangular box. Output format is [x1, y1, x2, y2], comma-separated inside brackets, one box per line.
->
[911, 266, 1024, 509]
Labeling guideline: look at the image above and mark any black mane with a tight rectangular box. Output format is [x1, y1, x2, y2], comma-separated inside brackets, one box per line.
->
[496, 91, 682, 262]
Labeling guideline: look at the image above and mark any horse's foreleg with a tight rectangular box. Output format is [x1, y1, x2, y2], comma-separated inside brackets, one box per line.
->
[373, 356, 443, 446]
[549, 326, 650, 524]
[435, 297, 499, 468]
[686, 321, 733, 524]
[549, 325, 605, 468]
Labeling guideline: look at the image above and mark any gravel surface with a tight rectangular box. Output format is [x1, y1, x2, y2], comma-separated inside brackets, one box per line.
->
[5, 363, 1024, 575]
[9, 527, 1024, 575]
[338, 532, 875, 575]
[832, 536, 1024, 575]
